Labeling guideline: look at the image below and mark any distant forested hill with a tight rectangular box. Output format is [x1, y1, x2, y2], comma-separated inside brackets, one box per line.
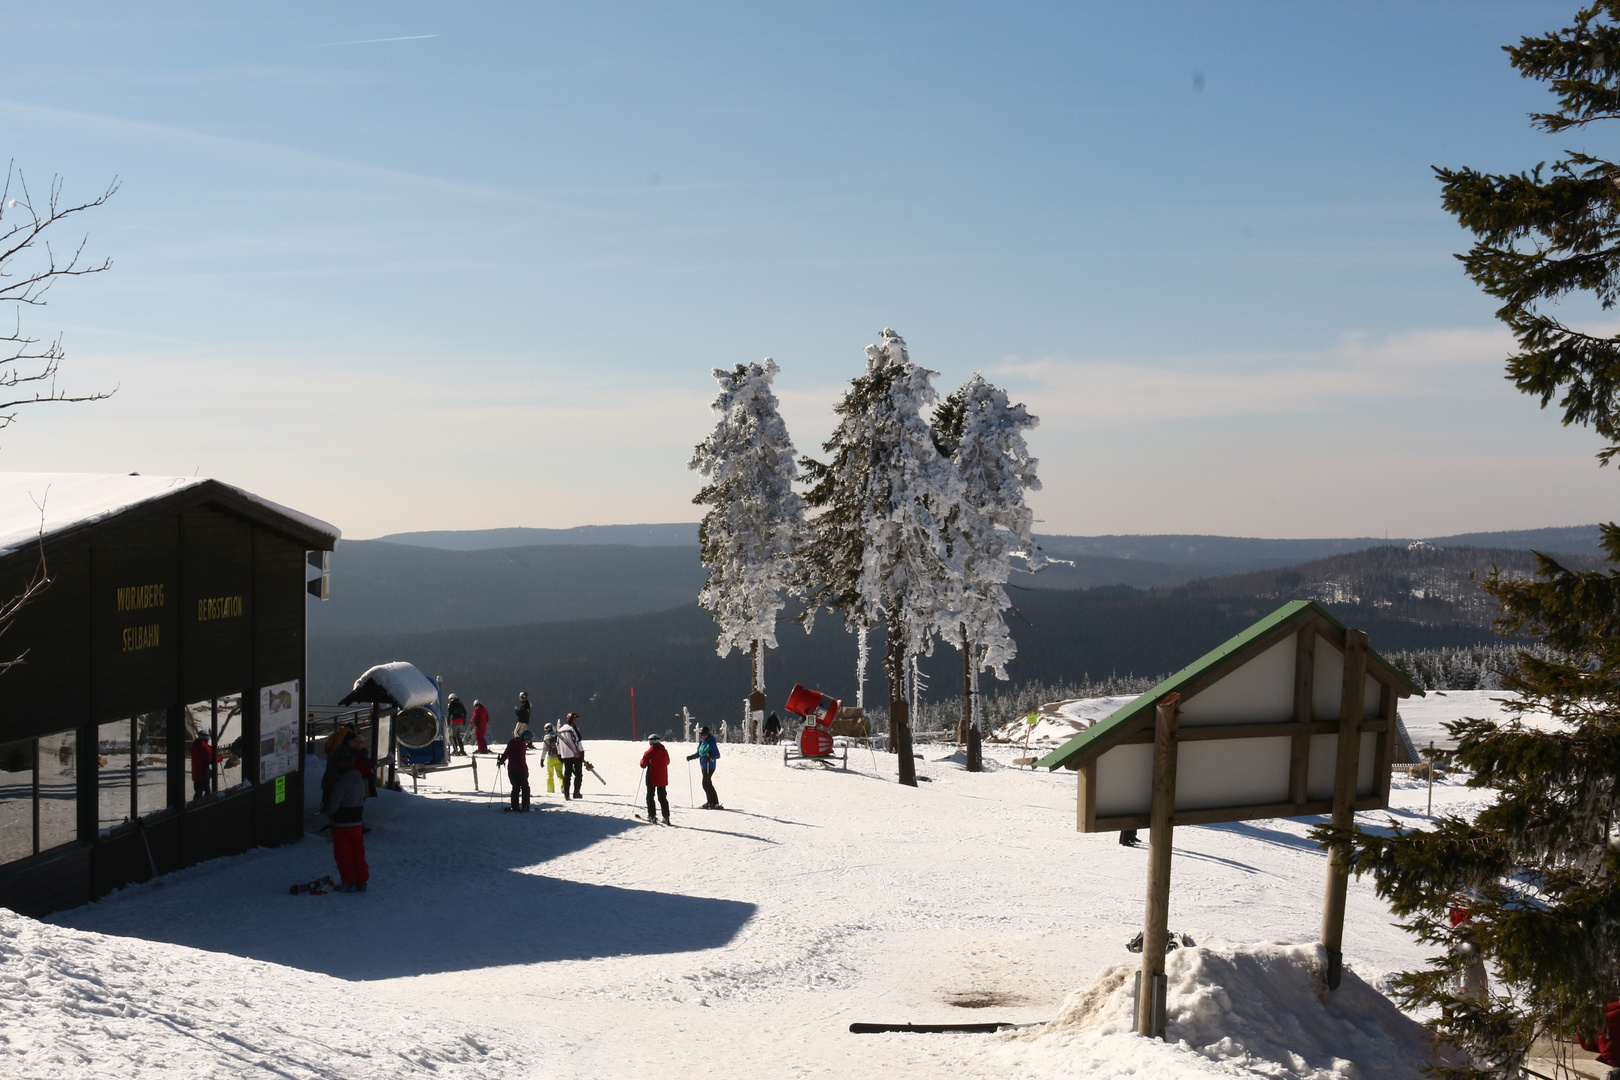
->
[1155, 544, 1605, 629]
[310, 590, 1503, 740]
[307, 541, 709, 636]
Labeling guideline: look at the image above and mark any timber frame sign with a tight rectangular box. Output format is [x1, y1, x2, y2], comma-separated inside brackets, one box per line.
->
[1036, 600, 1422, 1038]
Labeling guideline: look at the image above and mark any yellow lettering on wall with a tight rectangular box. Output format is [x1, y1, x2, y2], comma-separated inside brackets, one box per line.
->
[115, 583, 165, 612]
[196, 595, 244, 622]
[120, 624, 160, 652]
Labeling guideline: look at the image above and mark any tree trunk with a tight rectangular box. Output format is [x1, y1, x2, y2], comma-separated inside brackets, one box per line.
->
[957, 624, 973, 744]
[886, 614, 917, 787]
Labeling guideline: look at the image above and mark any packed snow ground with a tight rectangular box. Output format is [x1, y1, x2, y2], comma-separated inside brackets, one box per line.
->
[6, 711, 1501, 1079]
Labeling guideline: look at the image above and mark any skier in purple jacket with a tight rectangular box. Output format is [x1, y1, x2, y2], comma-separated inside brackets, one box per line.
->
[497, 730, 533, 812]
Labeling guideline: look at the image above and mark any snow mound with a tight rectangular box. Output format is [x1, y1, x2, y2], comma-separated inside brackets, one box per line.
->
[990, 695, 1138, 746]
[0, 909, 520, 1080]
[1026, 940, 1434, 1079]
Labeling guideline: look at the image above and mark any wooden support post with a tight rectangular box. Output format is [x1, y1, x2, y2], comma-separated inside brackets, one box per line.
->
[1138, 693, 1180, 1038]
[1289, 626, 1315, 806]
[1320, 628, 1367, 991]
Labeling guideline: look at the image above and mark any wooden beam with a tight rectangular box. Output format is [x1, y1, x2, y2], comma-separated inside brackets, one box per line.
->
[1077, 760, 1097, 832]
[1320, 627, 1367, 991]
[1290, 627, 1315, 805]
[1116, 718, 1387, 745]
[1092, 794, 1387, 833]
[1374, 682, 1395, 805]
[1139, 693, 1180, 1038]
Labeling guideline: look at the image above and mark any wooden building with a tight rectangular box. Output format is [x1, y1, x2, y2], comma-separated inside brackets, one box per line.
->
[0, 473, 339, 916]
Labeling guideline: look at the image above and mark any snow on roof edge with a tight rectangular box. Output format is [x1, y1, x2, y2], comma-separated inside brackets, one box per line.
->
[0, 472, 340, 558]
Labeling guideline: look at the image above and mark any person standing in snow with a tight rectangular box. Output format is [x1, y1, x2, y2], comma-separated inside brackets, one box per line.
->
[472, 699, 491, 753]
[322, 751, 369, 892]
[514, 692, 532, 738]
[686, 725, 722, 809]
[557, 714, 585, 799]
[497, 728, 533, 812]
[541, 722, 564, 795]
[189, 732, 220, 801]
[640, 733, 671, 824]
[446, 693, 469, 756]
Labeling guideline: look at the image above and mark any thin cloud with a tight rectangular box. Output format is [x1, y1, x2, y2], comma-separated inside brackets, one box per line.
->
[318, 34, 438, 48]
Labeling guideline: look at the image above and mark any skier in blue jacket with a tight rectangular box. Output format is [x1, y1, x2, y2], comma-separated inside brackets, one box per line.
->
[687, 726, 722, 809]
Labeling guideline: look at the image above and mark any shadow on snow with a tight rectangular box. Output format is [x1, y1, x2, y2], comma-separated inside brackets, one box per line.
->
[48, 779, 757, 981]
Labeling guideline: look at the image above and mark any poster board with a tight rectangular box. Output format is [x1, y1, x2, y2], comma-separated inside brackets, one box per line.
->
[259, 678, 301, 782]
[1037, 600, 1420, 831]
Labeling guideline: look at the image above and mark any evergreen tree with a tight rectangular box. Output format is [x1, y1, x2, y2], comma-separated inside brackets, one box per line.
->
[800, 329, 964, 786]
[690, 358, 806, 722]
[934, 374, 1042, 772]
[1347, 8, 1620, 1075]
[1438, 2, 1620, 466]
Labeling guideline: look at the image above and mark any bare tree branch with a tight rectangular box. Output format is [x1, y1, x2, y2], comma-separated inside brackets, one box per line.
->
[0, 162, 119, 437]
[0, 498, 55, 676]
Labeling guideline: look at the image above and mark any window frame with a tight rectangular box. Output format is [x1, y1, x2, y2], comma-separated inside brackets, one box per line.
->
[1, 728, 79, 864]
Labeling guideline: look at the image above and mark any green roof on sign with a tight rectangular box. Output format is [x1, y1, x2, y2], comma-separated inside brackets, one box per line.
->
[1033, 600, 1423, 772]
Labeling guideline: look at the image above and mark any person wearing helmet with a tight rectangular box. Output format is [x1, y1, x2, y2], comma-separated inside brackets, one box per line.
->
[471, 698, 491, 754]
[513, 692, 532, 739]
[556, 714, 584, 799]
[446, 693, 468, 756]
[687, 725, 722, 809]
[496, 726, 533, 812]
[541, 722, 564, 795]
[639, 733, 671, 825]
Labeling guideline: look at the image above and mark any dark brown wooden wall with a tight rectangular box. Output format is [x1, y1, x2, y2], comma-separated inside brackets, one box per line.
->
[0, 498, 317, 915]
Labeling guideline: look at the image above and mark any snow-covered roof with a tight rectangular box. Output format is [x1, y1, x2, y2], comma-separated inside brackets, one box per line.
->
[341, 662, 440, 710]
[0, 472, 340, 558]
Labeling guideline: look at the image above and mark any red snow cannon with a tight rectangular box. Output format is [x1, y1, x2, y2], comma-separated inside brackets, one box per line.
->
[785, 683, 841, 758]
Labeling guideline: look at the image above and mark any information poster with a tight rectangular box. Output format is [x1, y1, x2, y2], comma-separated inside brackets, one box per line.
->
[259, 679, 301, 783]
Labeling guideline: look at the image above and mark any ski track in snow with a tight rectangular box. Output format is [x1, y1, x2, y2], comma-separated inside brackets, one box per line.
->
[6, 720, 1498, 1079]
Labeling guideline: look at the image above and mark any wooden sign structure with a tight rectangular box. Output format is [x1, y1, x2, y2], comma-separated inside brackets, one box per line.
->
[1036, 600, 1422, 1038]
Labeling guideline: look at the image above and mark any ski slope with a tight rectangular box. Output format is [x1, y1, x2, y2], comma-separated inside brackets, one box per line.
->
[7, 725, 1495, 1079]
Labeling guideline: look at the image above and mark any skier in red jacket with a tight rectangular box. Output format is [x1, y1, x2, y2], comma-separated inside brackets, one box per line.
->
[189, 734, 221, 801]
[472, 699, 491, 754]
[639, 734, 671, 825]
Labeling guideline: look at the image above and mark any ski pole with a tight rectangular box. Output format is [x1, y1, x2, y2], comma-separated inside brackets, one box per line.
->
[634, 765, 644, 810]
[687, 757, 695, 808]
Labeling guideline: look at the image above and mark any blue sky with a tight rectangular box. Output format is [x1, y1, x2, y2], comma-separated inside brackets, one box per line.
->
[0, 2, 1612, 538]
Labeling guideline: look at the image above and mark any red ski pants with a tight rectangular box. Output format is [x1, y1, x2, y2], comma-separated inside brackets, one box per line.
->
[332, 825, 369, 886]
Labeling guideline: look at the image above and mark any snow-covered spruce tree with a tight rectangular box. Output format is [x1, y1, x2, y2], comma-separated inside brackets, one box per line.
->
[932, 375, 1041, 773]
[690, 358, 806, 738]
[800, 329, 964, 787]
[1345, 9, 1620, 1076]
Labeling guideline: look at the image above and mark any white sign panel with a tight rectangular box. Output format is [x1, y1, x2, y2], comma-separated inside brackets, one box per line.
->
[259, 679, 301, 782]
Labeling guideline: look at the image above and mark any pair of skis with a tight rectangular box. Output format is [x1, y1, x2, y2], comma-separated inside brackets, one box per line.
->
[289, 875, 336, 896]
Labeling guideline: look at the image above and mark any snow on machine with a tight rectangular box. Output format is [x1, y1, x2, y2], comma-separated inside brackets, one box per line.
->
[781, 684, 848, 769]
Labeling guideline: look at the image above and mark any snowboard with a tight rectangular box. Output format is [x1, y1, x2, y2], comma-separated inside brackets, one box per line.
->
[290, 875, 336, 896]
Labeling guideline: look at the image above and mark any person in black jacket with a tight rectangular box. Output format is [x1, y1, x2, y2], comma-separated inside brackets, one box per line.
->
[446, 693, 469, 755]
[513, 692, 533, 737]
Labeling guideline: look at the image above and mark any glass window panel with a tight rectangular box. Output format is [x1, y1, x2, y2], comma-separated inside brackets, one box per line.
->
[216, 694, 245, 791]
[134, 710, 169, 817]
[0, 738, 33, 863]
[36, 731, 76, 851]
[98, 718, 133, 833]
